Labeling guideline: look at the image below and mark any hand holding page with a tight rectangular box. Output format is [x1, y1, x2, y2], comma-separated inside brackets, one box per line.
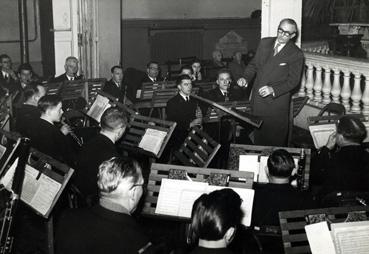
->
[139, 128, 167, 155]
[305, 221, 336, 254]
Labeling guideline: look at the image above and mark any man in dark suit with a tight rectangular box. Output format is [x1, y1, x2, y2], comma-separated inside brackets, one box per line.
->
[51, 56, 83, 82]
[75, 107, 128, 205]
[166, 74, 201, 150]
[56, 157, 154, 254]
[0, 54, 17, 95]
[103, 65, 126, 103]
[238, 18, 304, 146]
[15, 82, 46, 135]
[11, 63, 35, 110]
[142, 61, 162, 83]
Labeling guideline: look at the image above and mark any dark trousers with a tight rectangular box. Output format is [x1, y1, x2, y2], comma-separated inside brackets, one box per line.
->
[254, 114, 289, 147]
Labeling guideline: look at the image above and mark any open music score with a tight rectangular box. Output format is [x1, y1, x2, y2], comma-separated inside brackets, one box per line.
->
[155, 178, 255, 226]
[138, 128, 167, 156]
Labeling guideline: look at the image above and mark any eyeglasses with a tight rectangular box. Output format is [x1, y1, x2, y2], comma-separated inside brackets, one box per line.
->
[277, 28, 295, 37]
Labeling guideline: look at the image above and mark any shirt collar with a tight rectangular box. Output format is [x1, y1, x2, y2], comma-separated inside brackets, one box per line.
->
[2, 71, 8, 77]
[179, 92, 189, 101]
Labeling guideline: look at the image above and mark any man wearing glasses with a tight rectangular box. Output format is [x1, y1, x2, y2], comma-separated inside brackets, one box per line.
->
[237, 18, 304, 146]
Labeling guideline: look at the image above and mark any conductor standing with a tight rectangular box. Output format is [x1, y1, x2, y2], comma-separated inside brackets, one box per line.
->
[237, 18, 304, 146]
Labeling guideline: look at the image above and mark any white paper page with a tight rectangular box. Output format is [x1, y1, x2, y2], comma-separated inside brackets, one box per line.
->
[363, 122, 369, 143]
[87, 94, 111, 122]
[177, 189, 206, 218]
[239, 155, 259, 182]
[309, 124, 336, 149]
[136, 89, 142, 99]
[0, 159, 62, 216]
[332, 221, 369, 254]
[206, 186, 255, 227]
[305, 221, 336, 254]
[291, 158, 299, 176]
[155, 179, 208, 217]
[258, 156, 269, 183]
[0, 144, 7, 160]
[139, 128, 167, 155]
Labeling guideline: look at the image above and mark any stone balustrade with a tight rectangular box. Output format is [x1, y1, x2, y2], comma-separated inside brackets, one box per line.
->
[298, 52, 369, 116]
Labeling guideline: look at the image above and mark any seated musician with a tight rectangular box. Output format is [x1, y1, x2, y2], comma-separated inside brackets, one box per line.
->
[188, 189, 243, 254]
[103, 65, 126, 103]
[252, 149, 315, 227]
[312, 115, 369, 196]
[15, 82, 46, 135]
[142, 61, 162, 83]
[56, 157, 154, 254]
[166, 74, 202, 150]
[51, 56, 83, 82]
[75, 107, 127, 205]
[179, 65, 193, 79]
[27, 95, 75, 165]
[191, 59, 203, 82]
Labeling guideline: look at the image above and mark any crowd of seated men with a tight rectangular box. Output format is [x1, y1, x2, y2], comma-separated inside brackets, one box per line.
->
[1, 50, 368, 254]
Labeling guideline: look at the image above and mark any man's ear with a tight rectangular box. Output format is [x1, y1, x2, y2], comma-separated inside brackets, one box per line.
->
[224, 227, 236, 245]
[291, 33, 296, 39]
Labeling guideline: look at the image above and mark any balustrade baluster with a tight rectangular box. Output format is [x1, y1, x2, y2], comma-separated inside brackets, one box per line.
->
[322, 67, 332, 105]
[341, 70, 351, 111]
[331, 69, 341, 103]
[351, 72, 362, 113]
[362, 76, 369, 116]
[313, 65, 322, 103]
[298, 68, 306, 97]
[305, 64, 314, 99]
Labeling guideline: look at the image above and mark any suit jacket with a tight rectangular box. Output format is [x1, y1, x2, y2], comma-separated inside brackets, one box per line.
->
[51, 73, 83, 83]
[0, 71, 17, 92]
[141, 74, 162, 84]
[15, 104, 40, 135]
[244, 37, 304, 116]
[206, 87, 241, 103]
[103, 79, 125, 102]
[75, 133, 119, 199]
[166, 94, 197, 147]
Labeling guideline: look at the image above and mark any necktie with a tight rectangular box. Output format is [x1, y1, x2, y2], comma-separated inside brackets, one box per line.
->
[186, 97, 189, 102]
[224, 92, 229, 102]
[274, 43, 280, 56]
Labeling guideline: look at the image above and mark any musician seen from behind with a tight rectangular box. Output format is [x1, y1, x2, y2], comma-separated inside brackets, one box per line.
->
[166, 74, 202, 150]
[56, 157, 155, 254]
[103, 65, 126, 103]
[15, 82, 46, 135]
[75, 107, 128, 206]
[51, 56, 83, 82]
[237, 18, 304, 146]
[311, 115, 369, 199]
[26, 95, 75, 166]
[188, 188, 243, 254]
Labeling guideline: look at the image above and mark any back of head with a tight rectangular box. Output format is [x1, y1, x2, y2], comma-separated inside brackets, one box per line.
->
[24, 82, 44, 102]
[337, 115, 367, 144]
[100, 107, 127, 132]
[38, 94, 62, 114]
[267, 149, 295, 178]
[189, 188, 243, 243]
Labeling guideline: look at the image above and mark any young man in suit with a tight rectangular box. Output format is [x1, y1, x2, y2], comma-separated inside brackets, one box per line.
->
[0, 54, 17, 95]
[51, 56, 83, 82]
[237, 18, 304, 146]
[103, 65, 126, 102]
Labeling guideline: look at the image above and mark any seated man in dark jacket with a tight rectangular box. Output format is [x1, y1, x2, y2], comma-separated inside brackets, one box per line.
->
[103, 65, 126, 103]
[56, 157, 154, 254]
[75, 107, 127, 204]
[312, 115, 369, 196]
[252, 149, 315, 227]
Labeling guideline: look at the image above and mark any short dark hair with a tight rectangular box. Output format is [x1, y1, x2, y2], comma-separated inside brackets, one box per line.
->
[111, 65, 123, 73]
[279, 18, 298, 33]
[24, 82, 43, 101]
[189, 188, 243, 243]
[0, 54, 10, 62]
[97, 157, 142, 194]
[38, 95, 62, 113]
[100, 107, 127, 132]
[17, 63, 33, 73]
[267, 149, 295, 178]
[146, 61, 159, 68]
[337, 115, 367, 143]
[180, 65, 193, 74]
[176, 74, 192, 86]
[191, 59, 201, 65]
[217, 68, 232, 79]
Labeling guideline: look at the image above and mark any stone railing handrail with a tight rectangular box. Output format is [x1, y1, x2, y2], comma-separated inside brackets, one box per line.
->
[299, 52, 369, 116]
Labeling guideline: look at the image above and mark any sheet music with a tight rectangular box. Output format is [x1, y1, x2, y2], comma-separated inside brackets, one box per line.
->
[136, 89, 142, 99]
[155, 179, 207, 217]
[138, 128, 167, 155]
[0, 144, 6, 160]
[155, 179, 255, 226]
[309, 124, 336, 149]
[239, 154, 259, 182]
[258, 155, 269, 183]
[87, 94, 111, 122]
[0, 158, 62, 216]
[332, 221, 369, 254]
[305, 221, 336, 254]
